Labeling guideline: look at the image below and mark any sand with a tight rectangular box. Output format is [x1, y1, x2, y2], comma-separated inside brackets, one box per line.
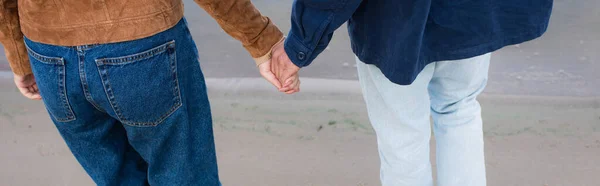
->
[1, 77, 599, 186]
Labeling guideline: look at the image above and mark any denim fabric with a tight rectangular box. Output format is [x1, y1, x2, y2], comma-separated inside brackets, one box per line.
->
[357, 54, 490, 186]
[25, 18, 220, 186]
[285, 0, 552, 85]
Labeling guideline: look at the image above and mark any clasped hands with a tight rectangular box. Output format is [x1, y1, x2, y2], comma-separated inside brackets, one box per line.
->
[258, 39, 301, 94]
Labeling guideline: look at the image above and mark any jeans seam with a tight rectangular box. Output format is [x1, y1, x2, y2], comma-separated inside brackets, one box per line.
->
[77, 48, 105, 113]
[171, 42, 182, 116]
[57, 62, 76, 122]
[96, 66, 125, 122]
[24, 44, 64, 65]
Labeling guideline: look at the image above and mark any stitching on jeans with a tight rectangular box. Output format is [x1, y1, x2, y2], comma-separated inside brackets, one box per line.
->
[95, 40, 175, 65]
[96, 65, 123, 122]
[77, 49, 105, 113]
[99, 58, 182, 127]
[56, 64, 76, 122]
[122, 42, 182, 127]
[96, 41, 181, 127]
[24, 43, 75, 122]
[24, 44, 64, 65]
[171, 42, 182, 115]
[97, 66, 125, 121]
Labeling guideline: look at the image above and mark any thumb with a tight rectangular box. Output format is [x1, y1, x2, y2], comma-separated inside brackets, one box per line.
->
[259, 63, 282, 89]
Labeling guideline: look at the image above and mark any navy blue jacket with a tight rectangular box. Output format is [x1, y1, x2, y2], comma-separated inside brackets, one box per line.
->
[284, 0, 553, 85]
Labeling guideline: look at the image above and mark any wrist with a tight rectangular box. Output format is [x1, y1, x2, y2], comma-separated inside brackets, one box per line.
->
[254, 37, 285, 67]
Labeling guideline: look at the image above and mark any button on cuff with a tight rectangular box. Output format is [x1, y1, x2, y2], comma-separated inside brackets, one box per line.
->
[284, 34, 311, 67]
[297, 52, 306, 60]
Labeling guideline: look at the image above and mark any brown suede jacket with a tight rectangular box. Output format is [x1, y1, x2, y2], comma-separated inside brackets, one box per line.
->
[0, 0, 283, 76]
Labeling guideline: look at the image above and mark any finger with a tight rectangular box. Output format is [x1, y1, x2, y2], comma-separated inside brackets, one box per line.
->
[292, 78, 301, 92]
[271, 57, 277, 78]
[19, 87, 38, 100]
[285, 86, 298, 94]
[294, 79, 301, 92]
[284, 78, 294, 88]
[280, 70, 298, 86]
[263, 73, 282, 89]
[259, 63, 283, 89]
[17, 86, 29, 97]
[271, 55, 282, 80]
[31, 92, 42, 100]
[279, 85, 293, 92]
[275, 55, 287, 81]
[284, 72, 300, 87]
[273, 57, 281, 81]
[285, 84, 299, 94]
[260, 70, 282, 89]
[29, 92, 42, 100]
[278, 77, 297, 92]
[24, 90, 36, 99]
[283, 77, 300, 94]
[33, 84, 39, 92]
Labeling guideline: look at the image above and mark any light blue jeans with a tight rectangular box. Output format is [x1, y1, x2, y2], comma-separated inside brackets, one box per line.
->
[356, 54, 490, 186]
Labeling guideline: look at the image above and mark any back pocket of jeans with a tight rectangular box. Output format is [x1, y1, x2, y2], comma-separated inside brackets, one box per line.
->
[95, 41, 181, 127]
[26, 45, 76, 122]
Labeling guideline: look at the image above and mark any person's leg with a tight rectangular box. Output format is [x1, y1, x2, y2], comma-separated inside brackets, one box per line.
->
[356, 57, 435, 186]
[24, 38, 148, 186]
[428, 54, 490, 186]
[87, 19, 220, 185]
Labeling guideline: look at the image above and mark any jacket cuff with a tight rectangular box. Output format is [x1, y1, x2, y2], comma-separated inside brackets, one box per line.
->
[254, 37, 285, 67]
[284, 32, 311, 68]
[10, 63, 32, 76]
[242, 17, 284, 60]
[7, 40, 33, 76]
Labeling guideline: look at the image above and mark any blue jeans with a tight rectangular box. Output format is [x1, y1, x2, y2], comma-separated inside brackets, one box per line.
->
[25, 19, 220, 186]
[357, 54, 490, 186]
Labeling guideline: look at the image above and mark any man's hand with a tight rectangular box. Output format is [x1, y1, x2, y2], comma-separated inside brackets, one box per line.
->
[271, 41, 301, 94]
[14, 73, 41, 100]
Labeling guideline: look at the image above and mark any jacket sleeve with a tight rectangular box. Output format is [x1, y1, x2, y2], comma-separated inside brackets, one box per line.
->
[194, 0, 284, 65]
[284, 0, 362, 67]
[0, 0, 31, 76]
